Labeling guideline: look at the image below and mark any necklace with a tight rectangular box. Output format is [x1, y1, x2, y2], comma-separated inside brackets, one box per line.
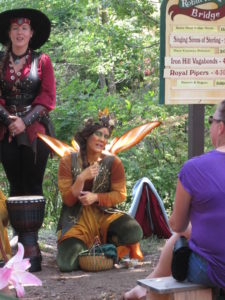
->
[11, 50, 28, 65]
[9, 50, 29, 82]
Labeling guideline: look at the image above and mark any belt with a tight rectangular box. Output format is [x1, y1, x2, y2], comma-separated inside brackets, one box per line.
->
[6, 105, 32, 116]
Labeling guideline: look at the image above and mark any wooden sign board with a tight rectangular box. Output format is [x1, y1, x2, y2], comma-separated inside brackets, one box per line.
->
[160, 0, 225, 104]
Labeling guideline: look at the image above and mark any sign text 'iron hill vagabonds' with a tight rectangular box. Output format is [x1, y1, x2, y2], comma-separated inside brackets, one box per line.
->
[160, 0, 225, 104]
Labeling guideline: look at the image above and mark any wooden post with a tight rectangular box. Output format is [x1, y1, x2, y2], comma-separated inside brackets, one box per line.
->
[188, 104, 205, 159]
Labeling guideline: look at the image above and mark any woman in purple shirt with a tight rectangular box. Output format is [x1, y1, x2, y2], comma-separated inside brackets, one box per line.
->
[124, 100, 225, 299]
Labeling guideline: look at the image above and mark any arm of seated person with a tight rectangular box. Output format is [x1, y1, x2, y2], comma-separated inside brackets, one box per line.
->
[169, 179, 191, 233]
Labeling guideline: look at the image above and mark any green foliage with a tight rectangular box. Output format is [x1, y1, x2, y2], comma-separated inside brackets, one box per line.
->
[117, 104, 189, 214]
[42, 157, 61, 227]
[0, 0, 215, 229]
[0, 165, 9, 197]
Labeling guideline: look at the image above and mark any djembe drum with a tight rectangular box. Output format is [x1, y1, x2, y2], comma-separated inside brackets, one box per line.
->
[6, 196, 45, 272]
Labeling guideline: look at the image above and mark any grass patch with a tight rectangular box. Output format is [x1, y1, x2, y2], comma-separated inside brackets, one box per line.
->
[140, 235, 166, 255]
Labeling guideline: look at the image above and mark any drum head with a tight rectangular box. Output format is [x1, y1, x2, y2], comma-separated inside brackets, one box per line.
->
[7, 196, 45, 203]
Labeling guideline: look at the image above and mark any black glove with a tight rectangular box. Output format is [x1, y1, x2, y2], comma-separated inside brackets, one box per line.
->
[0, 105, 11, 126]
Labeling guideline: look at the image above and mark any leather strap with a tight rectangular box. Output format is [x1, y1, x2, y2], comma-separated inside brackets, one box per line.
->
[6, 105, 32, 115]
[22, 105, 48, 126]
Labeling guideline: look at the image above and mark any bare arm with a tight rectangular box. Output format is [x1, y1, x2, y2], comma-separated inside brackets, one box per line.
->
[169, 179, 191, 233]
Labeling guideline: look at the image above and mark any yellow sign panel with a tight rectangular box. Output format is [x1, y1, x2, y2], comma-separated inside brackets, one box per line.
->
[160, 0, 225, 104]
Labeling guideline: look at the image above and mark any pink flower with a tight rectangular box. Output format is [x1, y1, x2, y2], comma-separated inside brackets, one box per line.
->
[0, 243, 42, 298]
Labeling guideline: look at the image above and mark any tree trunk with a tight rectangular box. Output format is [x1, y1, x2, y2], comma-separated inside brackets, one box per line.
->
[107, 70, 116, 94]
[99, 73, 106, 89]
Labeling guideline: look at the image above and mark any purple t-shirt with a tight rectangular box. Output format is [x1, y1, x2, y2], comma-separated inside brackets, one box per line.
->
[179, 150, 225, 289]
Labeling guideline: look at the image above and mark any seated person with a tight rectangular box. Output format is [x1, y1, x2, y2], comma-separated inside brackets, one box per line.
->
[124, 100, 225, 299]
[0, 190, 11, 263]
[56, 112, 143, 272]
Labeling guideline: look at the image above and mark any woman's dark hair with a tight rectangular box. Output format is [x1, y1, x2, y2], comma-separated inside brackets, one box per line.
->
[75, 116, 115, 169]
[0, 43, 11, 78]
[0, 22, 34, 77]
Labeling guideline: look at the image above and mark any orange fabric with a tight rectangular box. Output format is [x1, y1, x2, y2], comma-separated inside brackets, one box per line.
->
[117, 243, 144, 261]
[58, 154, 79, 206]
[58, 154, 127, 207]
[58, 205, 122, 247]
[0, 190, 11, 260]
[57, 153, 127, 246]
[129, 243, 144, 261]
[117, 245, 130, 259]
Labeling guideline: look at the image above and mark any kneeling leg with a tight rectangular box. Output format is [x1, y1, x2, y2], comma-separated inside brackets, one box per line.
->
[107, 214, 143, 246]
[56, 237, 87, 272]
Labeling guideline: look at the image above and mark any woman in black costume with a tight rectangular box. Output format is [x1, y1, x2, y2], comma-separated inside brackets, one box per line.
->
[0, 8, 55, 197]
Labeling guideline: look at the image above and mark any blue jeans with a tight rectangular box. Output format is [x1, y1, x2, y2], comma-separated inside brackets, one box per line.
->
[187, 251, 215, 287]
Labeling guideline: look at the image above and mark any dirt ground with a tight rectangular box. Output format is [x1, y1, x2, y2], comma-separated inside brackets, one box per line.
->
[17, 230, 164, 300]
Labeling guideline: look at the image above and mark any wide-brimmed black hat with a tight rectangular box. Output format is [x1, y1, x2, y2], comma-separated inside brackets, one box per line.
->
[0, 8, 51, 50]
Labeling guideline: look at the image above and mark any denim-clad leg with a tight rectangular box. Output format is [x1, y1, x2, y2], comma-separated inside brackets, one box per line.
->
[187, 251, 215, 287]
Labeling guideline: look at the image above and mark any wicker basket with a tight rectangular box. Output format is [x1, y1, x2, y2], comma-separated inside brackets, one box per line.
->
[79, 252, 114, 272]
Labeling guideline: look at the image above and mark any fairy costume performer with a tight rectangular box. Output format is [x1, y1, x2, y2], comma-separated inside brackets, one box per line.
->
[0, 8, 55, 196]
[57, 113, 143, 272]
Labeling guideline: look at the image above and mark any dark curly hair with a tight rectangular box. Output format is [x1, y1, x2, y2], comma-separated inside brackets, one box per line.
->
[75, 118, 114, 169]
[0, 43, 11, 79]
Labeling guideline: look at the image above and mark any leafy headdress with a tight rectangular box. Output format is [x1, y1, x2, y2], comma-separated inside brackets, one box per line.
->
[83, 108, 116, 135]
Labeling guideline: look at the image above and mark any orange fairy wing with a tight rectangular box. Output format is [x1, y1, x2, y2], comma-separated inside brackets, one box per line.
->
[105, 136, 119, 152]
[71, 138, 80, 152]
[37, 133, 76, 157]
[109, 121, 161, 155]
